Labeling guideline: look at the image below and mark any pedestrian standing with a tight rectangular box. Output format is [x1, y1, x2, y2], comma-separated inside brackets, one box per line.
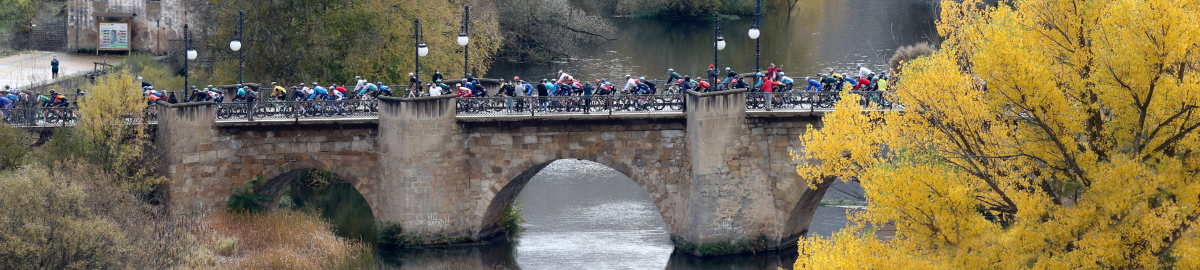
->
[582, 82, 594, 114]
[50, 56, 60, 79]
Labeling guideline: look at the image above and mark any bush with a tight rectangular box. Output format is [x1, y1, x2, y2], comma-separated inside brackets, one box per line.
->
[227, 176, 270, 213]
[889, 42, 936, 74]
[0, 123, 32, 170]
[0, 164, 196, 269]
[198, 210, 373, 269]
[499, 201, 527, 239]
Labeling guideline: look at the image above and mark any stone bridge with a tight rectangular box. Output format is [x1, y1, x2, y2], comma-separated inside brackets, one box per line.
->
[156, 89, 835, 255]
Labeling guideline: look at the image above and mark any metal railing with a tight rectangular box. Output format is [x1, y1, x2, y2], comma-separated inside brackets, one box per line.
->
[215, 100, 379, 121]
[745, 91, 894, 112]
[0, 105, 159, 127]
[455, 94, 685, 116]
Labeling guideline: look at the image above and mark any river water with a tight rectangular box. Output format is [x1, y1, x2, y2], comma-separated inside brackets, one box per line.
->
[299, 1, 936, 268]
[487, 0, 939, 83]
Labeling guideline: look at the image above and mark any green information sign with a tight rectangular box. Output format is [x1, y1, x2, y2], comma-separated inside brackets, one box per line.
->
[98, 22, 130, 50]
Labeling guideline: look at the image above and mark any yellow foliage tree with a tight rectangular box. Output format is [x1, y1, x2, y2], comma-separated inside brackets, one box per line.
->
[73, 70, 162, 191]
[792, 0, 1200, 268]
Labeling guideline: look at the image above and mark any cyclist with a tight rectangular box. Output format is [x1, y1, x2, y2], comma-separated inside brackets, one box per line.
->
[723, 67, 737, 84]
[623, 75, 637, 94]
[522, 80, 534, 97]
[697, 79, 711, 92]
[667, 69, 681, 85]
[857, 64, 872, 79]
[456, 83, 472, 97]
[857, 76, 872, 91]
[640, 77, 657, 94]
[408, 73, 420, 92]
[208, 87, 225, 102]
[4, 91, 18, 105]
[290, 86, 304, 101]
[780, 73, 795, 92]
[234, 84, 248, 102]
[353, 76, 367, 93]
[310, 82, 329, 100]
[427, 83, 442, 96]
[380, 83, 393, 97]
[0, 95, 11, 120]
[733, 75, 748, 89]
[333, 83, 347, 95]
[473, 80, 487, 97]
[806, 77, 822, 92]
[271, 82, 287, 101]
[557, 70, 572, 83]
[50, 90, 70, 107]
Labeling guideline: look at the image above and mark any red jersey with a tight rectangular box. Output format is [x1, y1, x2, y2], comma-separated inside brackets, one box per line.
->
[335, 86, 347, 93]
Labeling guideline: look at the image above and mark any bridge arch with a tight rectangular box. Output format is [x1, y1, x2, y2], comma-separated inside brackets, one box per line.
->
[476, 150, 680, 239]
[260, 158, 381, 218]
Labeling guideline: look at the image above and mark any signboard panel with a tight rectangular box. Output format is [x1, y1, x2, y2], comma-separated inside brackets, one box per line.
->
[98, 22, 130, 50]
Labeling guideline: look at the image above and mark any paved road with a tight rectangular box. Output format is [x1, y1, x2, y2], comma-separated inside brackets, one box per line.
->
[0, 51, 124, 89]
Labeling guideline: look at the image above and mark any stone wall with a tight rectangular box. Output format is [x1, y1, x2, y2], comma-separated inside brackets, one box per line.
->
[461, 118, 690, 239]
[743, 116, 829, 244]
[683, 89, 786, 251]
[160, 102, 380, 214]
[376, 95, 474, 237]
[67, 0, 203, 53]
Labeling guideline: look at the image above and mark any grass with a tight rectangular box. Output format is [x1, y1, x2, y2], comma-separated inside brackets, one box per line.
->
[196, 210, 374, 269]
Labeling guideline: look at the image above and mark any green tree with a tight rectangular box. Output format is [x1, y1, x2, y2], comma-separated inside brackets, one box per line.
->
[198, 0, 503, 86]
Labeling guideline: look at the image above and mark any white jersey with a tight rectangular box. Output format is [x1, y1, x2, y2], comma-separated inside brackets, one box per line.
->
[858, 67, 872, 79]
[353, 79, 367, 92]
[429, 85, 442, 96]
[302, 87, 313, 95]
[558, 73, 572, 83]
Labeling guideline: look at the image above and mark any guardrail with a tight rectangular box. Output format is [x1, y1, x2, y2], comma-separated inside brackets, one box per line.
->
[455, 94, 686, 116]
[214, 100, 380, 121]
[745, 91, 894, 111]
[1, 105, 159, 127]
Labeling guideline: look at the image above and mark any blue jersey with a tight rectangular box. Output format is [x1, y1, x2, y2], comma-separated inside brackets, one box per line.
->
[5, 94, 17, 102]
[523, 83, 534, 96]
[807, 79, 822, 91]
[0, 97, 11, 108]
[237, 88, 247, 96]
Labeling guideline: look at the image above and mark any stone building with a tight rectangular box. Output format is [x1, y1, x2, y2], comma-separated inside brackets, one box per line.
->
[65, 0, 202, 54]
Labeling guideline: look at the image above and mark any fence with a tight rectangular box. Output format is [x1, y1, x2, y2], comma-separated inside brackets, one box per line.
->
[1, 105, 158, 127]
[214, 100, 379, 122]
[745, 91, 894, 112]
[455, 94, 685, 117]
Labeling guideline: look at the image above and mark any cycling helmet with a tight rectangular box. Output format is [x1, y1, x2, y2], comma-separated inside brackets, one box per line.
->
[625, 74, 631, 78]
[408, 73, 414, 76]
[376, 82, 383, 85]
[779, 72, 785, 76]
[668, 69, 673, 72]
[639, 77, 645, 80]
[313, 82, 319, 85]
[355, 76, 361, 79]
[677, 79, 683, 84]
[513, 76, 520, 81]
[49, 89, 56, 93]
[137, 76, 143, 80]
[725, 67, 730, 71]
[237, 84, 242, 87]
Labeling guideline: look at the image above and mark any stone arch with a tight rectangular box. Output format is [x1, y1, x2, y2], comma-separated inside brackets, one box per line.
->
[476, 149, 679, 239]
[260, 159, 379, 219]
[779, 177, 836, 245]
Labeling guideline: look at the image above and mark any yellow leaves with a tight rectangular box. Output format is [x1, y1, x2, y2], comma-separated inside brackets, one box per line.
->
[793, 0, 1200, 268]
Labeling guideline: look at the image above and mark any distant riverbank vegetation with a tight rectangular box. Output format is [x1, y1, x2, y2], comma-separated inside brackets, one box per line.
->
[0, 58, 375, 269]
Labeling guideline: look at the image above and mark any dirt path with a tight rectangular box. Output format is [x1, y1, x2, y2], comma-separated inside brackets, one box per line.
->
[0, 51, 125, 89]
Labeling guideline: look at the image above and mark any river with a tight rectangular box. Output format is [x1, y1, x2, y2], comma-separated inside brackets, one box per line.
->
[301, 0, 937, 268]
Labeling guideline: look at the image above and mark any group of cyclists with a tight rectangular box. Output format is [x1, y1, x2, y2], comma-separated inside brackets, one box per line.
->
[1, 85, 81, 122]
[177, 76, 397, 106]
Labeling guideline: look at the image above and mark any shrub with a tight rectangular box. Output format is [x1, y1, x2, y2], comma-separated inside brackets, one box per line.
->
[499, 201, 527, 239]
[214, 237, 238, 256]
[889, 42, 936, 74]
[0, 163, 196, 269]
[0, 123, 32, 170]
[227, 175, 270, 213]
[699, 241, 737, 256]
[198, 210, 373, 269]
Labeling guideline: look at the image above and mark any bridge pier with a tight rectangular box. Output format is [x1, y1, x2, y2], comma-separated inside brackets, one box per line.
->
[158, 90, 831, 256]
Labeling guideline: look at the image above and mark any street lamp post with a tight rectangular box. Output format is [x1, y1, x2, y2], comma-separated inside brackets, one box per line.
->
[458, 6, 470, 79]
[749, 0, 761, 81]
[185, 24, 197, 102]
[230, 10, 245, 85]
[714, 12, 725, 85]
[415, 19, 428, 95]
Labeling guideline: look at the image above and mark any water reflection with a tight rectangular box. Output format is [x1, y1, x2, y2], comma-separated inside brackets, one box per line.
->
[487, 0, 939, 84]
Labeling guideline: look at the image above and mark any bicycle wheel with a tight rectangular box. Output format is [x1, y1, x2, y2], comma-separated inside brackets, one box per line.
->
[651, 97, 665, 111]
